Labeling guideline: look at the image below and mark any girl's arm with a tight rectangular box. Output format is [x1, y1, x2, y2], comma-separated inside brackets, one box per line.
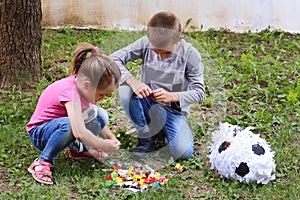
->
[65, 101, 120, 151]
[101, 125, 116, 139]
[101, 125, 121, 147]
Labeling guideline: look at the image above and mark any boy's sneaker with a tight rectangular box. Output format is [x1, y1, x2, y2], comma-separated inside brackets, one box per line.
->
[131, 147, 150, 159]
[69, 148, 106, 161]
[131, 137, 156, 159]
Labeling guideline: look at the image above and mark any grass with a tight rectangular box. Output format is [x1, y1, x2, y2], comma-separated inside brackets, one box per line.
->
[0, 28, 299, 199]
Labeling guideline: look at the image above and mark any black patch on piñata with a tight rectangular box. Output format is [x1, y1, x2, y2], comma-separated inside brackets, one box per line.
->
[252, 144, 265, 155]
[235, 162, 250, 177]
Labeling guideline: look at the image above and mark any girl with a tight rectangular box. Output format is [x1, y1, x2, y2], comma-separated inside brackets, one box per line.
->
[26, 42, 121, 185]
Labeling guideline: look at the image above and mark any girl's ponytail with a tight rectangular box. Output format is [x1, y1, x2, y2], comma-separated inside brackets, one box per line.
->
[70, 42, 121, 89]
[70, 42, 95, 75]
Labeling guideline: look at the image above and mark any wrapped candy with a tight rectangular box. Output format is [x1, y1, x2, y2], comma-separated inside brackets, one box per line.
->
[174, 163, 185, 173]
[104, 162, 169, 192]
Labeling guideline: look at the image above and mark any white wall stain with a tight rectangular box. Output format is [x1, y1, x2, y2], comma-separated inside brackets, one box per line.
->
[41, 0, 300, 33]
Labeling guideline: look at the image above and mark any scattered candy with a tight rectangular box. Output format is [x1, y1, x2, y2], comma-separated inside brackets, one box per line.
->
[104, 162, 169, 192]
[174, 163, 185, 173]
[105, 180, 114, 187]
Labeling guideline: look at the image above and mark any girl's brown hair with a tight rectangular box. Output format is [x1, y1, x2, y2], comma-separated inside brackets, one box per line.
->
[70, 42, 121, 89]
[147, 11, 181, 49]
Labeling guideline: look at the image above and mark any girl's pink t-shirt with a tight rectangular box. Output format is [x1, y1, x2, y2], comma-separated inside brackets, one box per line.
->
[26, 76, 90, 132]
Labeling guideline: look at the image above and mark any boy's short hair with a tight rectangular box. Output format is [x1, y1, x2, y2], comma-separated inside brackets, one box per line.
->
[147, 11, 181, 49]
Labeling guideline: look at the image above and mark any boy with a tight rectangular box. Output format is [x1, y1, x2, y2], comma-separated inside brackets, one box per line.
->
[110, 11, 205, 160]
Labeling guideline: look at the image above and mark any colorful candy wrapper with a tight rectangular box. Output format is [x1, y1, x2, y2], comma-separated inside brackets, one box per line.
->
[104, 162, 169, 192]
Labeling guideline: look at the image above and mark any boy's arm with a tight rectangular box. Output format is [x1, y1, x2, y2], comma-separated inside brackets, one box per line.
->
[177, 48, 205, 107]
[110, 37, 147, 85]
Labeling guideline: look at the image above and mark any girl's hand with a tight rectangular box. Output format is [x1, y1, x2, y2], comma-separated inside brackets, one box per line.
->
[111, 137, 121, 149]
[153, 88, 179, 103]
[100, 139, 120, 151]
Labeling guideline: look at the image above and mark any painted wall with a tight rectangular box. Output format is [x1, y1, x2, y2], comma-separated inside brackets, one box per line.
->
[41, 0, 300, 33]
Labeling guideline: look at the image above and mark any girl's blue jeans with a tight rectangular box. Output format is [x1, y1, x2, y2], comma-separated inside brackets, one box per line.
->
[28, 107, 108, 164]
[119, 85, 194, 160]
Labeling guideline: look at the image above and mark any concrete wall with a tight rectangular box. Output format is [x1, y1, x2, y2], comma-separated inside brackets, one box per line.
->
[41, 0, 300, 33]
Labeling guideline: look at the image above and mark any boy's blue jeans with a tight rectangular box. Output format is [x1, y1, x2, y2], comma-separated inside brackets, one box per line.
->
[28, 107, 108, 164]
[119, 85, 194, 160]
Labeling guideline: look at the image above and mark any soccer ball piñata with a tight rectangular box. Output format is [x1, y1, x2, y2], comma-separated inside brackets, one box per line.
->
[209, 122, 276, 184]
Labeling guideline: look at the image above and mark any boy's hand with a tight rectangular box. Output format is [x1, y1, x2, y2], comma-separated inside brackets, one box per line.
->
[126, 77, 152, 98]
[133, 83, 152, 98]
[153, 88, 179, 103]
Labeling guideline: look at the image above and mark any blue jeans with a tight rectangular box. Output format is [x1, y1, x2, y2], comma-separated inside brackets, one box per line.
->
[28, 107, 108, 164]
[119, 85, 194, 160]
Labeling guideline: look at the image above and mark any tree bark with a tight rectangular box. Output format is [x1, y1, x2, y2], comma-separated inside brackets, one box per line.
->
[0, 0, 42, 89]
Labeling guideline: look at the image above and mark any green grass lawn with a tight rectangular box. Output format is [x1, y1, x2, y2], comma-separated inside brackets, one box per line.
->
[0, 28, 299, 200]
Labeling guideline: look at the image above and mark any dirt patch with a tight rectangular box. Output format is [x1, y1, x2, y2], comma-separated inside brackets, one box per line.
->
[0, 165, 19, 192]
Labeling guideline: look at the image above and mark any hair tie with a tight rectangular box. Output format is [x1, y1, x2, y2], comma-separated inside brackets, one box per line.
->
[92, 47, 100, 56]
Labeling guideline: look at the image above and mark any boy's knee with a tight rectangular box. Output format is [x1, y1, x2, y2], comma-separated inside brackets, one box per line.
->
[168, 133, 194, 160]
[177, 145, 194, 160]
[118, 85, 133, 102]
[173, 143, 194, 160]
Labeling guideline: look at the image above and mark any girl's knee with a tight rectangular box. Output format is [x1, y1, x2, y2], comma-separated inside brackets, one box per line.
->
[97, 107, 109, 125]
[85, 107, 109, 135]
[60, 122, 74, 141]
[59, 118, 72, 134]
[60, 122, 71, 131]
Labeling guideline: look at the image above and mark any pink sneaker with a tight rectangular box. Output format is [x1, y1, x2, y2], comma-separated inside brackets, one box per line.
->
[69, 148, 106, 161]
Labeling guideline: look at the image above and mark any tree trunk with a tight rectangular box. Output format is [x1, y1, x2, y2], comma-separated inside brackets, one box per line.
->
[0, 0, 42, 89]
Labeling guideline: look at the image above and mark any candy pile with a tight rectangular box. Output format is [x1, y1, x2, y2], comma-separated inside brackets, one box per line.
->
[104, 162, 169, 192]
